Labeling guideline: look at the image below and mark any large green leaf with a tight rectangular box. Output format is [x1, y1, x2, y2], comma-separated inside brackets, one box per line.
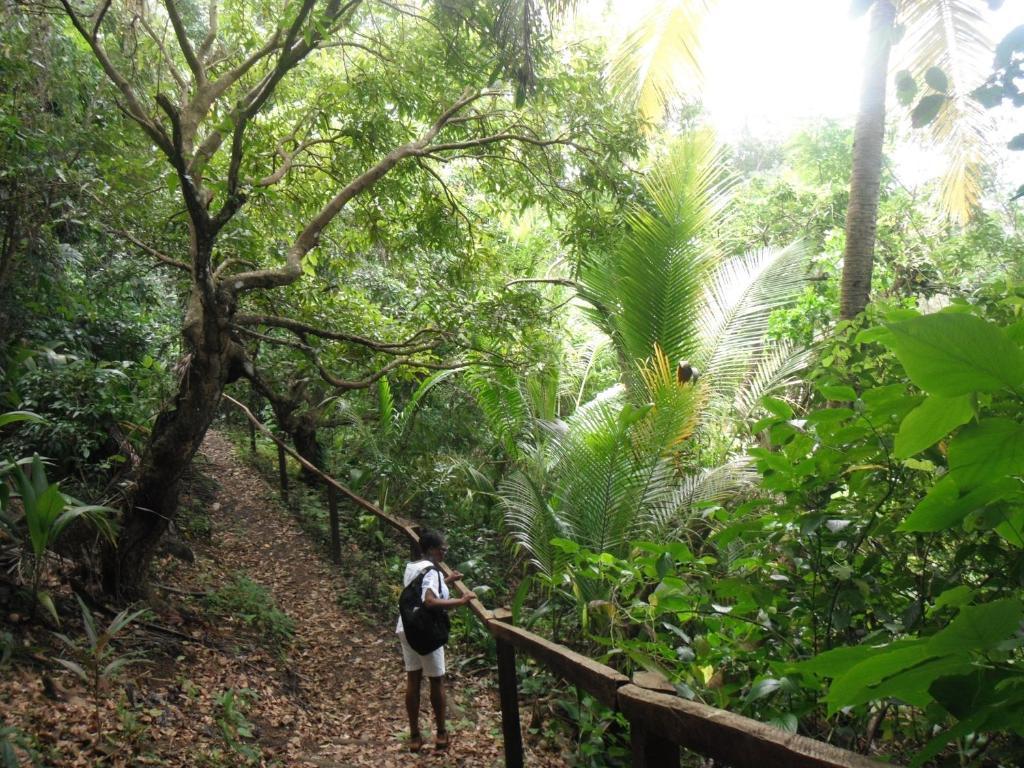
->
[926, 598, 1024, 655]
[900, 474, 1017, 532]
[947, 418, 1024, 489]
[893, 394, 973, 459]
[884, 313, 1024, 396]
[0, 410, 45, 429]
[824, 642, 934, 713]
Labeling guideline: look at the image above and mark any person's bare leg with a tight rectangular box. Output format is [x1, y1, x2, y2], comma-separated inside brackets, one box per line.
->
[429, 675, 447, 748]
[406, 670, 423, 750]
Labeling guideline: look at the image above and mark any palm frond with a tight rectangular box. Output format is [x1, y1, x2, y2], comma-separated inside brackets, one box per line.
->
[464, 366, 530, 458]
[578, 134, 732, 389]
[696, 241, 810, 422]
[898, 0, 995, 222]
[731, 341, 812, 424]
[499, 469, 564, 578]
[643, 457, 758, 538]
[609, 0, 712, 125]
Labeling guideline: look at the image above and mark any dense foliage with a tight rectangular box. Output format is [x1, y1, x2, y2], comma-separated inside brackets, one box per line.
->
[2, 0, 1023, 766]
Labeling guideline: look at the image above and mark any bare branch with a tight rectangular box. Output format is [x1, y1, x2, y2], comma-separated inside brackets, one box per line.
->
[163, 0, 205, 82]
[137, 14, 188, 93]
[505, 277, 579, 289]
[103, 226, 191, 273]
[58, 0, 173, 156]
[234, 326, 311, 351]
[233, 314, 445, 352]
[313, 355, 434, 391]
[255, 136, 333, 187]
[420, 132, 583, 156]
[90, 0, 112, 40]
[198, 0, 218, 62]
[213, 256, 258, 278]
[415, 157, 474, 232]
[314, 39, 392, 62]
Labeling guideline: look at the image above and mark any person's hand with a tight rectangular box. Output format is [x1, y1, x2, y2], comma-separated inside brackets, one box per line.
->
[446, 570, 464, 583]
[460, 591, 477, 604]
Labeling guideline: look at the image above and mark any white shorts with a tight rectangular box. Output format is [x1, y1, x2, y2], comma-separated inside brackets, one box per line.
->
[398, 632, 445, 677]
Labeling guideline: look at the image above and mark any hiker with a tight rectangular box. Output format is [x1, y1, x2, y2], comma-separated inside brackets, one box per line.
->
[396, 529, 476, 752]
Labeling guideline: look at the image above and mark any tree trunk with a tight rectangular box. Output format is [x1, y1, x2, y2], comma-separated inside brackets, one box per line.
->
[840, 0, 896, 321]
[293, 417, 324, 484]
[102, 285, 236, 598]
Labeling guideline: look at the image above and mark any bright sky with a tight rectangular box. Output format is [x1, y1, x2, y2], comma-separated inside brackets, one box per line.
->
[575, 0, 1024, 189]
[699, 0, 1024, 141]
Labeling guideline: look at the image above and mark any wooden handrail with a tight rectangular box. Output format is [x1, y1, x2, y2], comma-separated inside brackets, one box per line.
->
[222, 395, 897, 768]
[223, 395, 491, 622]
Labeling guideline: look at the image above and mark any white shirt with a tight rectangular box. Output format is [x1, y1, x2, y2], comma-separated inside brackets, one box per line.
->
[395, 559, 449, 633]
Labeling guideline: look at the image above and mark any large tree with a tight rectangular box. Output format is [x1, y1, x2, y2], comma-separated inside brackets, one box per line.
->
[53, 0, 634, 596]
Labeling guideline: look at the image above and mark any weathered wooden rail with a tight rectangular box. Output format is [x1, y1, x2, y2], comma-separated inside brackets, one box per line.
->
[223, 395, 896, 768]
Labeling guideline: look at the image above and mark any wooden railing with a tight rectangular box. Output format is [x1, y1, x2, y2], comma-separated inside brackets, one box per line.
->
[224, 396, 896, 768]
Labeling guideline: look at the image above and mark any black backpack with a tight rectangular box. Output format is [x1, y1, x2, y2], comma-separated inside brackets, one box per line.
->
[399, 565, 451, 655]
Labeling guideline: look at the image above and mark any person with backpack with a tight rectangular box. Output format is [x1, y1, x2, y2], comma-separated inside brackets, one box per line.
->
[396, 529, 476, 752]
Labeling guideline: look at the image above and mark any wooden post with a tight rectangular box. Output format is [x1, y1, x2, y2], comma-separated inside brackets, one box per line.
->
[328, 483, 340, 563]
[630, 672, 679, 768]
[249, 418, 256, 453]
[493, 608, 524, 768]
[277, 441, 289, 503]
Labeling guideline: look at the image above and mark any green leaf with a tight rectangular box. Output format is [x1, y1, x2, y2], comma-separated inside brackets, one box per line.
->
[824, 642, 934, 713]
[817, 385, 857, 402]
[762, 396, 793, 419]
[795, 642, 899, 678]
[924, 66, 948, 93]
[894, 394, 973, 459]
[912, 94, 946, 128]
[929, 586, 975, 616]
[511, 576, 532, 624]
[0, 410, 45, 429]
[901, 474, 1017, 532]
[36, 591, 59, 625]
[848, 655, 972, 709]
[995, 506, 1024, 547]
[911, 715, 986, 768]
[929, 668, 1013, 720]
[855, 325, 894, 345]
[971, 83, 1004, 109]
[884, 313, 1024, 396]
[54, 657, 89, 683]
[926, 598, 1024, 655]
[947, 418, 1024, 489]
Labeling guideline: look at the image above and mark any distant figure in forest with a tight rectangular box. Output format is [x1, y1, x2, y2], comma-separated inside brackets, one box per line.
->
[396, 529, 476, 752]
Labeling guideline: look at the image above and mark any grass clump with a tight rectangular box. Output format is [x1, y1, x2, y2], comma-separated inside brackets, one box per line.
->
[205, 574, 294, 651]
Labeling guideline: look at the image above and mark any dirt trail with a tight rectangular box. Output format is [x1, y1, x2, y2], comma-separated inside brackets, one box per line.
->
[1, 429, 568, 767]
[183, 430, 559, 767]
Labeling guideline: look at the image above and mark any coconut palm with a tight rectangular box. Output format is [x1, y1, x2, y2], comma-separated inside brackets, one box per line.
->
[841, 0, 996, 318]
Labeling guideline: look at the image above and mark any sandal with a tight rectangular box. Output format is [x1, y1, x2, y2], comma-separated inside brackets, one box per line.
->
[434, 731, 450, 751]
[409, 733, 424, 753]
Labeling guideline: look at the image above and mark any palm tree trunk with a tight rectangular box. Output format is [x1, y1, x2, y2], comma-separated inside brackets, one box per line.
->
[840, 0, 897, 320]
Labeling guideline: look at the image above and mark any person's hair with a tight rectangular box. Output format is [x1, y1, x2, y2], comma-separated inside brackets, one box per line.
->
[418, 529, 445, 555]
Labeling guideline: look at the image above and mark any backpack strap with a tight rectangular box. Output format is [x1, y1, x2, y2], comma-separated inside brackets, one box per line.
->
[418, 565, 445, 602]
